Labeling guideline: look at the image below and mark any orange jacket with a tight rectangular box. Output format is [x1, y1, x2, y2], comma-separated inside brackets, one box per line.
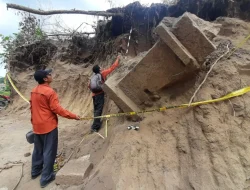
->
[30, 84, 77, 134]
[91, 58, 119, 96]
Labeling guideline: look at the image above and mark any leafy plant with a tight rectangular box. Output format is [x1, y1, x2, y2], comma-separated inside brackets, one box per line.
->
[0, 13, 46, 65]
[0, 77, 4, 83]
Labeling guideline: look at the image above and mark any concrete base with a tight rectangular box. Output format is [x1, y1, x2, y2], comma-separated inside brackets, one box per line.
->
[172, 12, 216, 63]
[103, 72, 140, 113]
[103, 12, 217, 112]
[155, 23, 199, 68]
[119, 40, 191, 106]
[56, 155, 93, 186]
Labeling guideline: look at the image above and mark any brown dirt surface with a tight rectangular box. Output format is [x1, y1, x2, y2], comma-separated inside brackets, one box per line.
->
[1, 17, 250, 190]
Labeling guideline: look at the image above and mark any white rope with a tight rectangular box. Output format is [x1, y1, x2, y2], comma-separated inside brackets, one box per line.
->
[125, 27, 133, 54]
[188, 43, 230, 106]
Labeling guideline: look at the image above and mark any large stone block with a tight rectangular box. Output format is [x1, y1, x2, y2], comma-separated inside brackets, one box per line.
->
[186, 13, 221, 41]
[161, 17, 177, 28]
[173, 12, 216, 63]
[119, 40, 190, 105]
[56, 155, 93, 186]
[103, 12, 217, 112]
[103, 72, 140, 113]
[155, 23, 199, 68]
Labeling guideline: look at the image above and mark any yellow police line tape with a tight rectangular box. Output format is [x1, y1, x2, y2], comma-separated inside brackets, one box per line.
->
[6, 73, 29, 104]
[80, 33, 250, 120]
[5, 33, 250, 120]
[6, 71, 250, 120]
[5, 70, 250, 120]
[80, 86, 250, 120]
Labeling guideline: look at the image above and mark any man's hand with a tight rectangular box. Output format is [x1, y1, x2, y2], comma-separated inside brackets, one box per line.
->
[117, 55, 121, 60]
[75, 115, 81, 120]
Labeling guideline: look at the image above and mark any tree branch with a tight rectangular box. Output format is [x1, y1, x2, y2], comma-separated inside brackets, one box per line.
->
[46, 32, 95, 36]
[6, 3, 123, 17]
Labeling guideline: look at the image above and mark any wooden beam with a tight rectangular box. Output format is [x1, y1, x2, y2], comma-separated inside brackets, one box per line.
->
[6, 3, 123, 17]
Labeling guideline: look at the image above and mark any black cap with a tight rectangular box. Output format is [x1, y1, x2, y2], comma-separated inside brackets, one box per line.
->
[34, 69, 52, 83]
[92, 65, 100, 74]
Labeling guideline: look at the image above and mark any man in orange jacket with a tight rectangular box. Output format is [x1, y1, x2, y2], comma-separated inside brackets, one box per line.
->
[90, 56, 120, 132]
[30, 69, 80, 188]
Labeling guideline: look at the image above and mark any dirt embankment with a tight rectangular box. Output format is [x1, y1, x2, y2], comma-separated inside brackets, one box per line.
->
[76, 18, 250, 190]
[1, 2, 250, 190]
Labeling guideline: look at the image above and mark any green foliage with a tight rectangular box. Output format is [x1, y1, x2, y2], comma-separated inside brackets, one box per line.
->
[5, 84, 10, 91]
[0, 77, 10, 95]
[0, 77, 4, 83]
[0, 13, 47, 65]
[0, 90, 10, 96]
[36, 28, 43, 38]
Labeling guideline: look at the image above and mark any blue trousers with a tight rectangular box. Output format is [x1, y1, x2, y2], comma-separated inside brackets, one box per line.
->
[31, 127, 58, 185]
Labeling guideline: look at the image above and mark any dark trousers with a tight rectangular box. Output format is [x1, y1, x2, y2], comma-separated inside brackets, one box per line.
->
[91, 93, 105, 130]
[31, 127, 58, 185]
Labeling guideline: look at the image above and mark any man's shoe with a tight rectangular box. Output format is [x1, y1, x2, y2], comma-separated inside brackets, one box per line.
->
[91, 126, 101, 133]
[40, 173, 56, 188]
[31, 171, 42, 179]
[90, 128, 98, 134]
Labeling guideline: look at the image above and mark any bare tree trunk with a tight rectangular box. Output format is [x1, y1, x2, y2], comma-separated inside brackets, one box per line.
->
[6, 3, 123, 17]
[46, 32, 95, 36]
